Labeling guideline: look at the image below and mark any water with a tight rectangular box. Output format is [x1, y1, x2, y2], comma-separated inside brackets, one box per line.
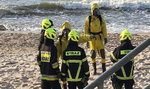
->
[0, 0, 150, 33]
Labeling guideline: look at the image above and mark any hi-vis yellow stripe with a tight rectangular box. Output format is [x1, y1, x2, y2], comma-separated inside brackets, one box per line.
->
[110, 52, 117, 61]
[65, 51, 81, 56]
[120, 50, 132, 55]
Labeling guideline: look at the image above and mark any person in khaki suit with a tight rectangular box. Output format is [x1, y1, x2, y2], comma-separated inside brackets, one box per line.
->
[84, 3, 108, 74]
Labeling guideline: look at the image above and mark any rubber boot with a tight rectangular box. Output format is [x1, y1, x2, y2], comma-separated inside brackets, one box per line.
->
[102, 63, 106, 72]
[93, 62, 97, 75]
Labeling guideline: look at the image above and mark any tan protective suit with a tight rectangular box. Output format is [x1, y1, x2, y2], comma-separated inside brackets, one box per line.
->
[56, 22, 92, 60]
[84, 3, 107, 73]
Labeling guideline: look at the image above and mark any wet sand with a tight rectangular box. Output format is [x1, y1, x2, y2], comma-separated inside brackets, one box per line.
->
[0, 32, 149, 89]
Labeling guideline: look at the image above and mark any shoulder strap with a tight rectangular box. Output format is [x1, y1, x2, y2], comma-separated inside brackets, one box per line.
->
[88, 16, 91, 33]
[98, 15, 103, 25]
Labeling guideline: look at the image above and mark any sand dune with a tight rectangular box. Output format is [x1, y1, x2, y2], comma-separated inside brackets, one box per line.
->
[0, 32, 149, 89]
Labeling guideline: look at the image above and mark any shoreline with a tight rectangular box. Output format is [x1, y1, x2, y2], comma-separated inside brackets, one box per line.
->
[1, 30, 150, 34]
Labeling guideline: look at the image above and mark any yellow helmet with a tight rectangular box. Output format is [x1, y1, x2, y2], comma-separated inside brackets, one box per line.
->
[42, 19, 53, 29]
[44, 28, 56, 40]
[68, 30, 79, 42]
[120, 30, 131, 41]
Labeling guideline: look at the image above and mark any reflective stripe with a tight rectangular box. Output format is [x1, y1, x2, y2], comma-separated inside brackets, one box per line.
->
[75, 62, 82, 79]
[41, 51, 51, 62]
[67, 78, 82, 82]
[120, 50, 132, 55]
[66, 60, 82, 63]
[42, 75, 57, 77]
[62, 73, 66, 76]
[121, 67, 127, 77]
[85, 71, 90, 75]
[62, 60, 66, 63]
[65, 51, 81, 56]
[41, 77, 58, 81]
[116, 75, 134, 80]
[41, 75, 58, 81]
[65, 59, 83, 82]
[110, 52, 118, 61]
[52, 62, 59, 69]
[82, 58, 87, 62]
[68, 69, 72, 79]
[130, 65, 134, 78]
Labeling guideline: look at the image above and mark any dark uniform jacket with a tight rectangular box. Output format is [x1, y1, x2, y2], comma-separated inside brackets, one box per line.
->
[37, 38, 60, 81]
[61, 41, 90, 82]
[110, 40, 135, 80]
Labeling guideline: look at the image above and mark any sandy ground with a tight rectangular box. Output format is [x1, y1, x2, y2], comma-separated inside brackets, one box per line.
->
[0, 32, 149, 89]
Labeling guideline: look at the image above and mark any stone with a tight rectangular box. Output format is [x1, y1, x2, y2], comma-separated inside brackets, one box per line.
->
[0, 25, 7, 31]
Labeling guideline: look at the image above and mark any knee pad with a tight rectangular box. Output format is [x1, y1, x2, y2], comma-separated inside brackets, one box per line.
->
[91, 50, 96, 59]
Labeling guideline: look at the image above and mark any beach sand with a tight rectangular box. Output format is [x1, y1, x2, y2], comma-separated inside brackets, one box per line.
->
[0, 32, 149, 89]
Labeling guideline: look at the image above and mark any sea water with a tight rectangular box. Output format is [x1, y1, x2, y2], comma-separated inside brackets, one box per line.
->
[0, 0, 150, 33]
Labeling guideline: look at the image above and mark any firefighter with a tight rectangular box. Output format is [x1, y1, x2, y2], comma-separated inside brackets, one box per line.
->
[37, 28, 61, 89]
[84, 3, 108, 74]
[110, 30, 135, 89]
[38, 18, 54, 50]
[61, 30, 90, 89]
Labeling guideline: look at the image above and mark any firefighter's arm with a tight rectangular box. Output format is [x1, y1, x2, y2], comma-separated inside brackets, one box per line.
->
[61, 59, 67, 80]
[101, 16, 107, 44]
[61, 60, 67, 89]
[84, 16, 90, 34]
[61, 52, 68, 81]
[51, 47, 60, 75]
[82, 57, 90, 77]
[78, 34, 95, 43]
[82, 50, 90, 77]
[37, 51, 41, 66]
[110, 48, 118, 63]
[82, 58, 90, 86]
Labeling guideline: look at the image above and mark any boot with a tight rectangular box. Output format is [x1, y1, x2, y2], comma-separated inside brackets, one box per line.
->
[92, 63, 97, 75]
[102, 63, 106, 72]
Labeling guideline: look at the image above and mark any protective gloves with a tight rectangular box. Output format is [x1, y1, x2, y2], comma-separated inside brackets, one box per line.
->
[90, 34, 96, 39]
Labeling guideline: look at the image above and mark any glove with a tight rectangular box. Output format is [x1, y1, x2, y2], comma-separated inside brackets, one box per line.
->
[81, 76, 89, 87]
[90, 34, 96, 39]
[104, 38, 107, 44]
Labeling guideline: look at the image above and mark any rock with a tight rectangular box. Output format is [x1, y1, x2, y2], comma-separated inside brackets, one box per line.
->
[0, 25, 7, 31]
